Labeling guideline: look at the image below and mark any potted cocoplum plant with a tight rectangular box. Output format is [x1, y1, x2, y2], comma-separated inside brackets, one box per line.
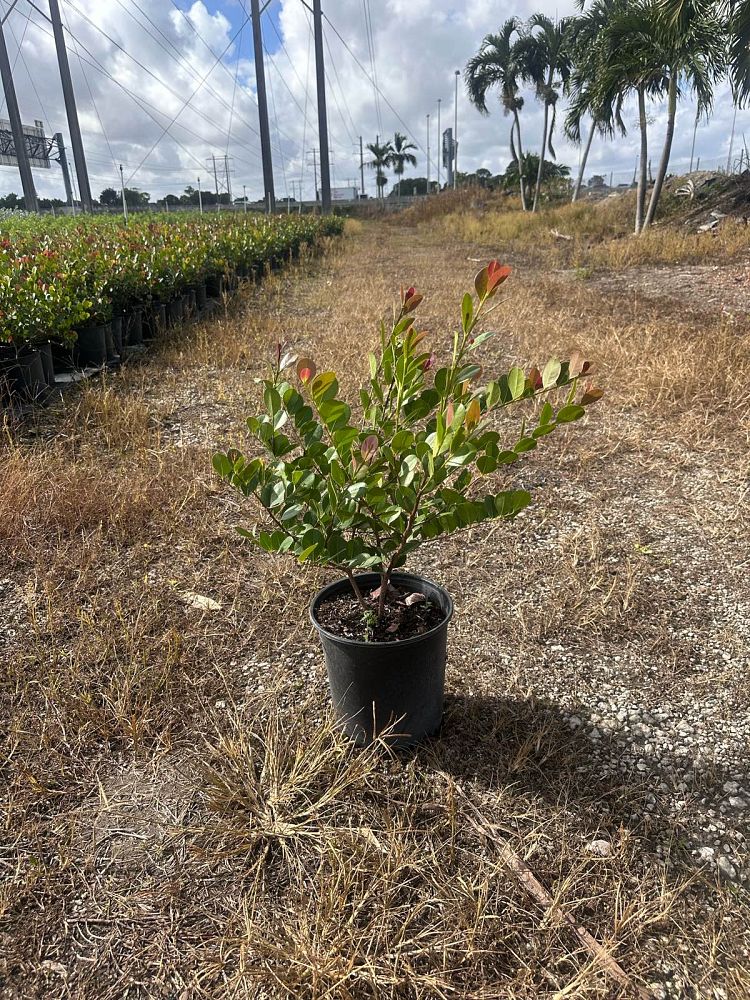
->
[214, 262, 602, 746]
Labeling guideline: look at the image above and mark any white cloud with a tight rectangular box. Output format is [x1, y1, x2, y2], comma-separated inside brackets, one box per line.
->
[0, 0, 741, 204]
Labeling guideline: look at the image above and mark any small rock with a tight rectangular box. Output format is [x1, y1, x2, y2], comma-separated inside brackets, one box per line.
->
[728, 796, 747, 809]
[718, 856, 737, 880]
[585, 839, 612, 857]
[696, 846, 715, 862]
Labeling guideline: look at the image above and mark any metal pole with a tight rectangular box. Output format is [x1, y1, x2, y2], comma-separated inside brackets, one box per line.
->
[0, 19, 38, 212]
[197, 176, 203, 214]
[426, 113, 430, 195]
[359, 135, 365, 196]
[689, 107, 699, 173]
[212, 154, 220, 212]
[437, 98, 441, 190]
[224, 153, 232, 204]
[243, 183, 247, 213]
[49, 0, 92, 212]
[727, 102, 738, 172]
[119, 163, 128, 224]
[453, 79, 461, 188]
[312, 0, 331, 213]
[312, 148, 318, 205]
[54, 132, 73, 207]
[250, 0, 276, 213]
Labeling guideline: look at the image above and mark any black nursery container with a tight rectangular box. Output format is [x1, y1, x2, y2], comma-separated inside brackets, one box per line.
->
[76, 324, 108, 367]
[310, 572, 453, 748]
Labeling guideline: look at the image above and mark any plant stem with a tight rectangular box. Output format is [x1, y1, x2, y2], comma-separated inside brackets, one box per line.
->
[345, 568, 368, 612]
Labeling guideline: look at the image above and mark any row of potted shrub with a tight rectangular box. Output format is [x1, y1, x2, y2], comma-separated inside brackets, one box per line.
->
[0, 212, 344, 406]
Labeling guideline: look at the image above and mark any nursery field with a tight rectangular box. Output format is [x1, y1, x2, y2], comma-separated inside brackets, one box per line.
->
[1, 203, 749, 999]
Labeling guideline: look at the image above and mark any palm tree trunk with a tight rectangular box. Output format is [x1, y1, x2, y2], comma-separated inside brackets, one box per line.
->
[513, 109, 527, 211]
[572, 119, 596, 203]
[635, 85, 648, 234]
[642, 75, 677, 232]
[533, 97, 550, 212]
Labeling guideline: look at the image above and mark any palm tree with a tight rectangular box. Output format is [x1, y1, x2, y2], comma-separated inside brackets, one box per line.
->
[515, 14, 575, 212]
[465, 18, 529, 210]
[366, 140, 393, 200]
[565, 0, 627, 202]
[388, 133, 417, 198]
[593, 0, 724, 232]
[582, 0, 669, 232]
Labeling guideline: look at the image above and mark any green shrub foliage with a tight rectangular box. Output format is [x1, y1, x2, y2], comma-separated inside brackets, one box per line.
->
[215, 262, 602, 615]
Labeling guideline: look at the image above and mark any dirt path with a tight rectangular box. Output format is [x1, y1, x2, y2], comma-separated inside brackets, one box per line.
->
[1, 223, 748, 1000]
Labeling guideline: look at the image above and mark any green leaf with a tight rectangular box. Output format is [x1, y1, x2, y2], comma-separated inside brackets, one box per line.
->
[212, 452, 232, 478]
[468, 329, 494, 349]
[461, 292, 474, 334]
[556, 403, 586, 423]
[514, 437, 537, 454]
[310, 371, 338, 404]
[399, 453, 420, 487]
[508, 367, 525, 400]
[317, 399, 351, 430]
[539, 400, 554, 425]
[476, 454, 498, 475]
[542, 359, 562, 389]
[368, 352, 378, 378]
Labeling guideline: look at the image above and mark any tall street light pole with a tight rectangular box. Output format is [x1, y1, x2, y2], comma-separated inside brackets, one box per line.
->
[0, 17, 38, 212]
[250, 0, 275, 212]
[454, 70, 459, 190]
[426, 113, 430, 195]
[437, 98, 441, 191]
[49, 0, 93, 212]
[312, 0, 331, 213]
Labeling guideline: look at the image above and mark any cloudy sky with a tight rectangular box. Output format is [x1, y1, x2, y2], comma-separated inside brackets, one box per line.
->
[0, 0, 741, 203]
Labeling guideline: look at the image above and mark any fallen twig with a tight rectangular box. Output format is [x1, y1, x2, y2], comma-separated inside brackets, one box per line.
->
[448, 779, 654, 1000]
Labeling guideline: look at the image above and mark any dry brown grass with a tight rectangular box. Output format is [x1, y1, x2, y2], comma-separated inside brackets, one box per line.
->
[1, 222, 748, 999]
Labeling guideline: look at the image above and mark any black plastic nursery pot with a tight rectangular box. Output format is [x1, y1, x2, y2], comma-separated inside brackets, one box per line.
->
[310, 572, 453, 749]
[111, 316, 124, 356]
[125, 309, 143, 346]
[11, 348, 47, 402]
[75, 324, 109, 367]
[37, 342, 56, 388]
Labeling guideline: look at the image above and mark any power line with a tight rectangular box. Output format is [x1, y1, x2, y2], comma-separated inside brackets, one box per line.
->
[362, 0, 381, 134]
[323, 11, 427, 156]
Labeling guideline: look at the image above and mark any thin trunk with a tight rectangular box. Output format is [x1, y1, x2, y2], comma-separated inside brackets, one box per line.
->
[572, 119, 596, 203]
[513, 108, 527, 211]
[533, 78, 552, 212]
[642, 74, 677, 232]
[635, 85, 648, 234]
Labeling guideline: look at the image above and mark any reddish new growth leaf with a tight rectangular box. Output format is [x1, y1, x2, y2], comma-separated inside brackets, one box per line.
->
[360, 434, 379, 463]
[401, 284, 423, 313]
[486, 260, 512, 293]
[527, 365, 543, 391]
[296, 357, 316, 384]
[446, 400, 455, 425]
[422, 351, 436, 372]
[475, 261, 511, 299]
[581, 384, 604, 406]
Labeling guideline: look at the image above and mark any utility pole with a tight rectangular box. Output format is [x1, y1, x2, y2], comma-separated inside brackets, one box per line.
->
[359, 136, 365, 197]
[119, 164, 128, 223]
[727, 102, 738, 172]
[197, 176, 203, 214]
[54, 133, 73, 207]
[426, 113, 430, 195]
[454, 69, 459, 189]
[250, 0, 275, 212]
[689, 107, 699, 173]
[0, 19, 38, 212]
[312, 148, 318, 204]
[211, 154, 220, 212]
[312, 0, 331, 213]
[243, 183, 247, 213]
[437, 99, 441, 190]
[223, 153, 233, 204]
[49, 0, 92, 212]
